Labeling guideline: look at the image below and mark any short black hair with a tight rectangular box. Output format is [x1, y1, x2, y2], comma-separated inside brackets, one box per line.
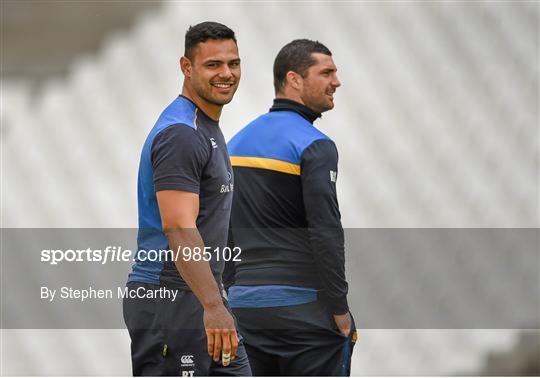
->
[273, 39, 332, 93]
[184, 21, 237, 60]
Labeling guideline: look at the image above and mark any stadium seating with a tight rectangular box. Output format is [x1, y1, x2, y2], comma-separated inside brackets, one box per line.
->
[2, 1, 537, 375]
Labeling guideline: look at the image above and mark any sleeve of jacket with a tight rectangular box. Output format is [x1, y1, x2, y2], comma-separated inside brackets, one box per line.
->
[222, 220, 236, 292]
[300, 138, 349, 314]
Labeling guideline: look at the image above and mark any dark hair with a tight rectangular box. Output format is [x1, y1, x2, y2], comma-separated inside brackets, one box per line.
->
[273, 39, 332, 93]
[184, 21, 237, 60]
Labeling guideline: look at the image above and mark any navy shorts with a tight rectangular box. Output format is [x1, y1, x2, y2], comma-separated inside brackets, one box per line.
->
[123, 283, 252, 376]
[232, 300, 356, 376]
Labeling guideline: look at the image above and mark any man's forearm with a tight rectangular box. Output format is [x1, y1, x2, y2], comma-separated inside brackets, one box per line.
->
[164, 228, 222, 309]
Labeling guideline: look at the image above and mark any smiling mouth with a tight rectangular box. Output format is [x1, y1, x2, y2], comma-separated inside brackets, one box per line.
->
[212, 83, 235, 89]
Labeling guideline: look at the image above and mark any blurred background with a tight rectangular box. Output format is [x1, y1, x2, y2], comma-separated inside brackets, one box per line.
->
[1, 0, 539, 375]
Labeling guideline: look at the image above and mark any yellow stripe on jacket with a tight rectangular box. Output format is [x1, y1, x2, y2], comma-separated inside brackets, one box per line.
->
[230, 156, 301, 176]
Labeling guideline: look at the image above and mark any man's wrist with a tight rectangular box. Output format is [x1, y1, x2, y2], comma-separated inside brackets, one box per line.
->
[201, 295, 224, 310]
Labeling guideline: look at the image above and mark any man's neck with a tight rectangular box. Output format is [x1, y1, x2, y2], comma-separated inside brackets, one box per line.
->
[182, 85, 222, 122]
[270, 98, 321, 123]
[275, 93, 303, 105]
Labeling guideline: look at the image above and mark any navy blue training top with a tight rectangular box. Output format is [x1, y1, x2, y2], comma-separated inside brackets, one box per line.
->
[128, 95, 234, 289]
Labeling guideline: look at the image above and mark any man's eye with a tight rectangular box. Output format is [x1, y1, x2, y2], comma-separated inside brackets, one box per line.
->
[207, 63, 218, 68]
[230, 62, 240, 67]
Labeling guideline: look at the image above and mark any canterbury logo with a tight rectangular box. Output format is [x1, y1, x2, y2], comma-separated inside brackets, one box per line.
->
[181, 355, 194, 364]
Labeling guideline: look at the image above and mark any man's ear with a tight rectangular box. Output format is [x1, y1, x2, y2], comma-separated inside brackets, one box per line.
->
[285, 71, 302, 91]
[180, 56, 192, 78]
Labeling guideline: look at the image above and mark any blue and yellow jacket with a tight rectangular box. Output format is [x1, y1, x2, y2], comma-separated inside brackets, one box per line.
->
[226, 99, 349, 314]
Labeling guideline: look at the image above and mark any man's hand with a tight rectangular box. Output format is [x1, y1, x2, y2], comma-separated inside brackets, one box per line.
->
[204, 303, 238, 366]
[333, 312, 352, 337]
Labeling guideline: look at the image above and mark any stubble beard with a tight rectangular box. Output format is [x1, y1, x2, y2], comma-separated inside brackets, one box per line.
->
[198, 83, 236, 106]
[305, 95, 333, 114]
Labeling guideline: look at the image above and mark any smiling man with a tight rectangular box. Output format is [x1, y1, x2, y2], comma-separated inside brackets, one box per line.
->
[226, 39, 356, 376]
[123, 22, 251, 376]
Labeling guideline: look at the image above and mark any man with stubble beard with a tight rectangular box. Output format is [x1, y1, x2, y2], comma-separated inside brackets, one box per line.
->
[124, 22, 251, 376]
[226, 39, 356, 376]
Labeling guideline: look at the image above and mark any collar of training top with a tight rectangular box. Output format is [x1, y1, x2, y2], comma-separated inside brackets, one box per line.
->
[178, 94, 220, 125]
[269, 98, 321, 124]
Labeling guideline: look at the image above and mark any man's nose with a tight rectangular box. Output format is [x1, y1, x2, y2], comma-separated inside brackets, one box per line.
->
[219, 65, 233, 80]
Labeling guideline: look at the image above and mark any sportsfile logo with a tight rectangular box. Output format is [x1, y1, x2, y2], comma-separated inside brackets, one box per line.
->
[180, 354, 195, 376]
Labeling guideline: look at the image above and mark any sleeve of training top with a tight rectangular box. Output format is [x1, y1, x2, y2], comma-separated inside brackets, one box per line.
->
[151, 124, 210, 193]
[301, 139, 349, 315]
